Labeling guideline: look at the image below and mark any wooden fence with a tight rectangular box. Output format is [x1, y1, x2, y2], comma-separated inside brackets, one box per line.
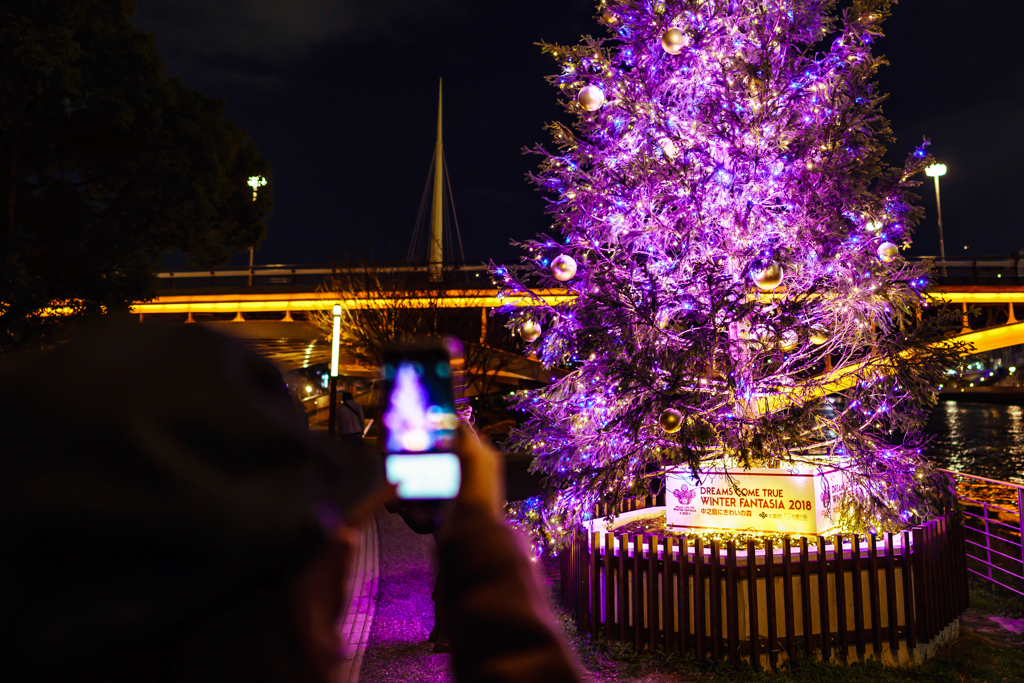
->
[559, 511, 968, 667]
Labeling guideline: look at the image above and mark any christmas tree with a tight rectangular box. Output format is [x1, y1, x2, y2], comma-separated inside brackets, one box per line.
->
[496, 0, 963, 548]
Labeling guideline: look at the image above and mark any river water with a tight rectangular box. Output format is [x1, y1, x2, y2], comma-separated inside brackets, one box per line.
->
[924, 401, 1024, 483]
[922, 401, 1024, 512]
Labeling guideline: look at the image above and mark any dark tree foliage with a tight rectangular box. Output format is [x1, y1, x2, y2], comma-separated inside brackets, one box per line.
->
[0, 0, 273, 350]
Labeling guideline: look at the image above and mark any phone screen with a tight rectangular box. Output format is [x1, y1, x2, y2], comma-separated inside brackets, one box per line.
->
[381, 348, 461, 499]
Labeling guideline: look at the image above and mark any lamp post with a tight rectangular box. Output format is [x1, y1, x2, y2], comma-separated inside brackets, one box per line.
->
[247, 176, 266, 286]
[926, 163, 947, 276]
[328, 304, 341, 437]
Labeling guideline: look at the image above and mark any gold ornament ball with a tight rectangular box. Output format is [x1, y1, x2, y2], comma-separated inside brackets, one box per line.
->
[577, 85, 605, 111]
[520, 320, 542, 343]
[601, 9, 617, 24]
[809, 331, 829, 346]
[661, 28, 685, 55]
[551, 254, 577, 281]
[751, 261, 784, 290]
[780, 330, 799, 352]
[877, 241, 899, 263]
[659, 408, 683, 434]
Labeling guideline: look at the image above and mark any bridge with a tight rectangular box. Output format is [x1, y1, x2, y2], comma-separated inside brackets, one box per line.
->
[134, 257, 1024, 364]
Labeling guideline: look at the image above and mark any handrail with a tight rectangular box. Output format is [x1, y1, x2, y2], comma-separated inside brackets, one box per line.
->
[937, 468, 1024, 490]
[157, 263, 490, 279]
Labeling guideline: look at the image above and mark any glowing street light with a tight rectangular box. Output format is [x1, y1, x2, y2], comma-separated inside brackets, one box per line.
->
[246, 176, 266, 285]
[247, 175, 267, 201]
[329, 303, 342, 437]
[925, 163, 947, 274]
[331, 304, 341, 378]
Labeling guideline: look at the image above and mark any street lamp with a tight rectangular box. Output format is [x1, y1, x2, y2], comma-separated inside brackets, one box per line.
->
[328, 304, 341, 437]
[246, 176, 266, 285]
[925, 163, 947, 275]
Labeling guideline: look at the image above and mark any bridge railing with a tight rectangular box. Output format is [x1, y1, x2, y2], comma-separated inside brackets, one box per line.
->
[157, 263, 490, 290]
[910, 256, 1024, 285]
[155, 257, 1024, 289]
[939, 469, 1024, 596]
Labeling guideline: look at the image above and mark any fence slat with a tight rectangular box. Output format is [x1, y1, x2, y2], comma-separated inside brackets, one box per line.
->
[783, 537, 796, 663]
[747, 540, 760, 666]
[817, 536, 832, 662]
[632, 535, 642, 650]
[937, 518, 950, 631]
[591, 532, 600, 640]
[679, 537, 691, 655]
[663, 537, 675, 655]
[605, 533, 614, 644]
[912, 526, 928, 644]
[800, 537, 813, 659]
[885, 533, 899, 655]
[648, 536, 658, 650]
[694, 538, 706, 661]
[710, 540, 722, 661]
[902, 530, 917, 652]
[851, 535, 865, 658]
[834, 535, 848, 661]
[925, 523, 938, 640]
[868, 533, 882, 657]
[726, 542, 739, 664]
[764, 539, 778, 671]
[560, 533, 567, 611]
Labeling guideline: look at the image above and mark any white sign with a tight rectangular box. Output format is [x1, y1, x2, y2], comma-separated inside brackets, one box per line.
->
[665, 467, 847, 536]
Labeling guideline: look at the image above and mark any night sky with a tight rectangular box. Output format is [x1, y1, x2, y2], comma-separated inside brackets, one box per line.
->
[134, 0, 1024, 269]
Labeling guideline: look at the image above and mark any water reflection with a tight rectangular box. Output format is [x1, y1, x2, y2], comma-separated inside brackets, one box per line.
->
[925, 401, 1024, 482]
[925, 401, 1024, 510]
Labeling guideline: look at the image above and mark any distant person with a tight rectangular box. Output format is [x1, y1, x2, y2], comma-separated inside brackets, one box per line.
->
[336, 390, 365, 448]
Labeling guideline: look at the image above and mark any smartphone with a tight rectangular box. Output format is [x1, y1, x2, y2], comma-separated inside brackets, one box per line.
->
[381, 340, 461, 500]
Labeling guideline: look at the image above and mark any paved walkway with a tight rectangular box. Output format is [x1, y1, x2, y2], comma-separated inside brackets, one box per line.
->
[356, 511, 453, 683]
[336, 515, 380, 683]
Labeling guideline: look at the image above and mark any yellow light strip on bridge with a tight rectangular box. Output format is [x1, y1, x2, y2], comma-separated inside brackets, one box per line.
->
[130, 289, 576, 314]
[951, 321, 1024, 354]
[754, 322, 1024, 415]
[930, 291, 1024, 304]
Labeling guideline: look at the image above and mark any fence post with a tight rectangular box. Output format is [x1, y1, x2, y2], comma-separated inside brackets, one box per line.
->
[747, 540, 760, 666]
[694, 538, 706, 660]
[764, 539, 777, 670]
[648, 536, 658, 650]
[901, 530, 916, 654]
[663, 536, 675, 656]
[1019, 488, 1024, 585]
[912, 526, 927, 645]
[591, 532, 600, 641]
[604, 533, 614, 644]
[834, 535, 848, 661]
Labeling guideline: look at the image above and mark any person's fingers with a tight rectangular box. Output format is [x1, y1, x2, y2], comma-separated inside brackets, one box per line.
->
[454, 422, 504, 517]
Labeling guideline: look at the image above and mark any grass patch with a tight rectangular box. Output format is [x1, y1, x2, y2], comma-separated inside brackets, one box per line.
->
[556, 579, 1024, 683]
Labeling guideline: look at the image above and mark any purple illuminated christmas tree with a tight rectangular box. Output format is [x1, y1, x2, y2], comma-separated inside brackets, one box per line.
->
[496, 0, 963, 546]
